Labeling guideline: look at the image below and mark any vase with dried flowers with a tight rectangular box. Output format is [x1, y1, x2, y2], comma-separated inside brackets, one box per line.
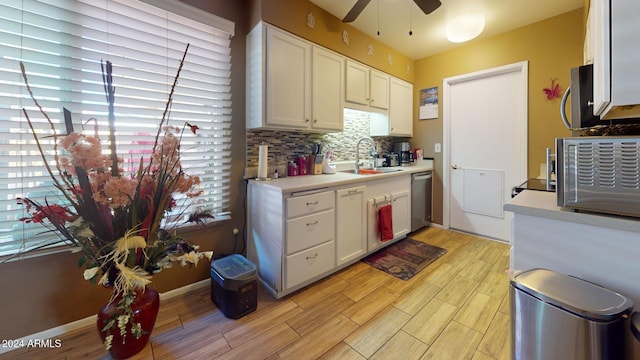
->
[13, 45, 213, 358]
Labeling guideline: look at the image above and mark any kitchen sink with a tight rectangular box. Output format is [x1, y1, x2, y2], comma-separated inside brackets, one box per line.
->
[340, 168, 403, 175]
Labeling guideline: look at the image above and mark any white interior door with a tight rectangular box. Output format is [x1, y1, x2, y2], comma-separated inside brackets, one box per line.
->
[443, 62, 528, 242]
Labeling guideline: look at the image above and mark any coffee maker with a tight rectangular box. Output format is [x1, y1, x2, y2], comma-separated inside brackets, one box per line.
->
[393, 142, 414, 165]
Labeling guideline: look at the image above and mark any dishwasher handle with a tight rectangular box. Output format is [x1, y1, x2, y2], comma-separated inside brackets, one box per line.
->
[412, 172, 432, 181]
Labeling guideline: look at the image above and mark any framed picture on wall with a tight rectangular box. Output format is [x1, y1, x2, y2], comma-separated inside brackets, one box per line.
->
[419, 86, 438, 119]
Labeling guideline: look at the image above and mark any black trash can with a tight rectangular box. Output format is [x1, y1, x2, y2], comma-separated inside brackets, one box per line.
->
[210, 254, 257, 319]
[631, 311, 640, 359]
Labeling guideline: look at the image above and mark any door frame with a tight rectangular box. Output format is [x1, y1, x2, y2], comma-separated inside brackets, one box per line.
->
[442, 61, 528, 231]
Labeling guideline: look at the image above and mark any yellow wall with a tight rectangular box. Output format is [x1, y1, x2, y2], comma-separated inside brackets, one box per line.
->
[251, 0, 415, 82]
[413, 8, 584, 225]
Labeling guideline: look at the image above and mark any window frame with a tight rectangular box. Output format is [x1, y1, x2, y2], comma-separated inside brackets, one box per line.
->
[0, 0, 234, 257]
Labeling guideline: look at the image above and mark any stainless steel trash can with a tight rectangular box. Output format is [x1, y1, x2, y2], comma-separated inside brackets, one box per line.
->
[510, 268, 634, 360]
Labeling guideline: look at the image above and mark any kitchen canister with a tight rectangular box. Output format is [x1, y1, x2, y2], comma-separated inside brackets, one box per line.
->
[288, 161, 298, 176]
[296, 155, 308, 176]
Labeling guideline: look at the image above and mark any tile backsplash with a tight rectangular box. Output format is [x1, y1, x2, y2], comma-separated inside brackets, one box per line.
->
[246, 109, 399, 177]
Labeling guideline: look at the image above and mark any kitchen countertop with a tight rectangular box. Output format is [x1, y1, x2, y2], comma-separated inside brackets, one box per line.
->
[249, 159, 433, 193]
[504, 190, 640, 233]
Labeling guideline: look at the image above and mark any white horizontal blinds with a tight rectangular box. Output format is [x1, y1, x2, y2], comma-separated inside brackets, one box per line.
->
[0, 0, 233, 255]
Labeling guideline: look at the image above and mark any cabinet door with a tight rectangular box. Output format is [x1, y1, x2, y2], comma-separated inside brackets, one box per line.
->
[286, 209, 335, 255]
[266, 27, 311, 128]
[312, 47, 344, 131]
[345, 60, 369, 106]
[287, 191, 334, 218]
[391, 190, 410, 239]
[285, 240, 335, 289]
[336, 186, 366, 266]
[366, 196, 385, 252]
[369, 69, 390, 110]
[389, 77, 413, 136]
[590, 0, 610, 116]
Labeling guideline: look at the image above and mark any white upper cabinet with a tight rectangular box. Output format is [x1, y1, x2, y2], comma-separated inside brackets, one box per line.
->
[246, 23, 344, 132]
[345, 60, 389, 111]
[265, 26, 311, 129]
[312, 47, 345, 131]
[590, 0, 640, 119]
[370, 77, 413, 137]
[389, 77, 413, 136]
[345, 61, 369, 106]
[369, 69, 390, 110]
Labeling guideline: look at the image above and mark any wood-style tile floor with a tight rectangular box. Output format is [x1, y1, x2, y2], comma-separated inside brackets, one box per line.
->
[0, 227, 512, 360]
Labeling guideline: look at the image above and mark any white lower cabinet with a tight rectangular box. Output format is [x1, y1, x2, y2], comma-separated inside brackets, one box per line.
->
[391, 190, 411, 238]
[366, 181, 411, 252]
[285, 241, 335, 289]
[366, 196, 385, 252]
[284, 191, 336, 290]
[286, 209, 335, 254]
[248, 174, 412, 298]
[336, 186, 366, 266]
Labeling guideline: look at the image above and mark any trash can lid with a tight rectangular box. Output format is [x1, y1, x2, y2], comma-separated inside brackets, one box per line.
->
[211, 254, 256, 281]
[511, 268, 633, 321]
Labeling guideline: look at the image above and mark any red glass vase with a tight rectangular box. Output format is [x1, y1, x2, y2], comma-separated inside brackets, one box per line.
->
[97, 287, 160, 359]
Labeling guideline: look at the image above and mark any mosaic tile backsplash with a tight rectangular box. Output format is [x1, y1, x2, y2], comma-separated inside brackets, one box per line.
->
[246, 109, 399, 177]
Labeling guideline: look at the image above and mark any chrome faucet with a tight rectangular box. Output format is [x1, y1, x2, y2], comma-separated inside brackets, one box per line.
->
[355, 136, 375, 174]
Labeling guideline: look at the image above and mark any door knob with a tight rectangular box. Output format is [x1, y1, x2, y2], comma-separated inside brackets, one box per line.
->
[452, 164, 460, 169]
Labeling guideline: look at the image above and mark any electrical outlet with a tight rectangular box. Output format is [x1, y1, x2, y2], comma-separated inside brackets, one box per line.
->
[435, 143, 442, 153]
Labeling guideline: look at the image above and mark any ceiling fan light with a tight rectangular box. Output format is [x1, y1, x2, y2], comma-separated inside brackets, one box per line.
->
[446, 14, 485, 43]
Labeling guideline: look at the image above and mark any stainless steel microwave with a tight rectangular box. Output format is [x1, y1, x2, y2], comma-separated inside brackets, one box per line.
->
[560, 65, 640, 136]
[556, 136, 640, 217]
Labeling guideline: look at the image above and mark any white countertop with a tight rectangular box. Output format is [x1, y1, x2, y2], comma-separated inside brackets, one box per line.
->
[505, 190, 640, 233]
[249, 159, 433, 193]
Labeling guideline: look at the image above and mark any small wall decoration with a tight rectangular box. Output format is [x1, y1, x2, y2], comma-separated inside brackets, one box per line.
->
[543, 78, 561, 100]
[367, 44, 374, 56]
[419, 86, 439, 119]
[307, 12, 315, 29]
[342, 30, 349, 45]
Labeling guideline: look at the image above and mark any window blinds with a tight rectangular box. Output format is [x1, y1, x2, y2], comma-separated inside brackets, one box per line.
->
[0, 0, 233, 256]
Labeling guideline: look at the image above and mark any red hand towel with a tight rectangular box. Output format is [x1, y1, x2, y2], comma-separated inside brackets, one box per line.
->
[378, 204, 393, 242]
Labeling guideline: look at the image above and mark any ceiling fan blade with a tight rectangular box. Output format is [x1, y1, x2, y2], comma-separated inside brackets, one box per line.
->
[342, 0, 371, 23]
[413, 0, 441, 15]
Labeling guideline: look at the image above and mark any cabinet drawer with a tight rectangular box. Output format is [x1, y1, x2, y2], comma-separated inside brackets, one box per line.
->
[285, 241, 335, 289]
[286, 209, 335, 254]
[287, 191, 334, 218]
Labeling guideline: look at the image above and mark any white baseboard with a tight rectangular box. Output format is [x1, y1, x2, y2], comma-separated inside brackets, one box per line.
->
[0, 279, 210, 355]
[159, 278, 209, 300]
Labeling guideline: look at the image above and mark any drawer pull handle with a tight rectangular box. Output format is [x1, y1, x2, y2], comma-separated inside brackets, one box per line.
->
[306, 201, 319, 206]
[306, 253, 318, 259]
[306, 220, 319, 226]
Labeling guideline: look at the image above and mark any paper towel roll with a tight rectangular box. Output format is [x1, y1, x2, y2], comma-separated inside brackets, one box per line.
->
[257, 143, 268, 179]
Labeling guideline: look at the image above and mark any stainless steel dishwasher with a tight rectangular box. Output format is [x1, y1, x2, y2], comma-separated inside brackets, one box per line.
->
[411, 171, 432, 232]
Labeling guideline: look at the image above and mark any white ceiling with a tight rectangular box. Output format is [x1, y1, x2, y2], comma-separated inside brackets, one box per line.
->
[310, 0, 584, 60]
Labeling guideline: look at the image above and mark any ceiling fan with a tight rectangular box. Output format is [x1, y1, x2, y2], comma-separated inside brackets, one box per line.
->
[342, 0, 441, 23]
